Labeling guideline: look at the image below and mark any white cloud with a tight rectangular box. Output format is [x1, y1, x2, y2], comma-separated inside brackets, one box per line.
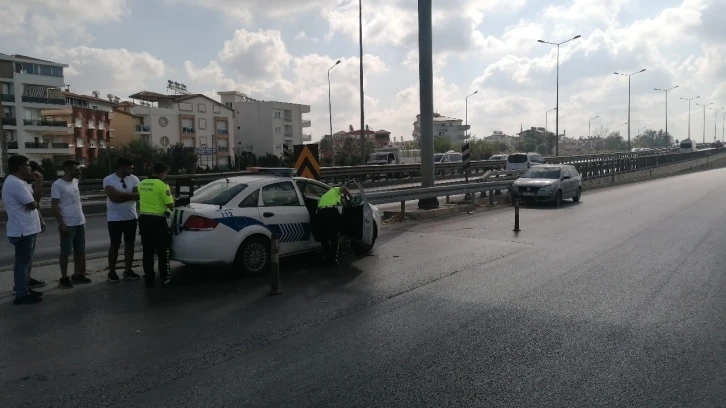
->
[59, 47, 166, 96]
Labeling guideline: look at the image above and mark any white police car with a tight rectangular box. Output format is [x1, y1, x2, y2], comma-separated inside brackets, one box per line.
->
[169, 169, 381, 274]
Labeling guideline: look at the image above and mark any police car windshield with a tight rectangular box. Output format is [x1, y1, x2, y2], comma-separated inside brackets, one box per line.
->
[190, 180, 249, 206]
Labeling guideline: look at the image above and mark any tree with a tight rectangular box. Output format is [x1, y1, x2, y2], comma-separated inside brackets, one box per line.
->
[469, 139, 495, 160]
[634, 129, 673, 149]
[165, 143, 198, 174]
[40, 158, 57, 180]
[258, 153, 282, 167]
[492, 141, 509, 153]
[434, 136, 452, 153]
[603, 132, 627, 151]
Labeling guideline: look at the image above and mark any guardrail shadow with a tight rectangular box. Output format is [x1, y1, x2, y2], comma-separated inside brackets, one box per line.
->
[520, 200, 584, 211]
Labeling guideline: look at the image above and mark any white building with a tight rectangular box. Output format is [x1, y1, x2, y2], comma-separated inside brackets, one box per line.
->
[412, 113, 469, 145]
[0, 53, 75, 169]
[128, 91, 235, 169]
[218, 91, 311, 157]
[484, 130, 519, 146]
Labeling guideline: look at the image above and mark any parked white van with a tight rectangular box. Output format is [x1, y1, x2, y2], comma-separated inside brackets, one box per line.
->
[506, 152, 545, 170]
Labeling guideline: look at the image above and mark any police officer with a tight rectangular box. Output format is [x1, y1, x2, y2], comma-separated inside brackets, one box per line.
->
[137, 163, 175, 287]
[316, 185, 353, 265]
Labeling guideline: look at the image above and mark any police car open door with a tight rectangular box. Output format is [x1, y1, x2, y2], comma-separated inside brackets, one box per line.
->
[341, 180, 374, 253]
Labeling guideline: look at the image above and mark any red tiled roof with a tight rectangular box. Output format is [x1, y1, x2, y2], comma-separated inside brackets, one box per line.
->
[63, 91, 115, 105]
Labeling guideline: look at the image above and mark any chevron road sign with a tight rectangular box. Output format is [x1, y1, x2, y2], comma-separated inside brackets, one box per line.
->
[462, 142, 471, 171]
[293, 144, 320, 180]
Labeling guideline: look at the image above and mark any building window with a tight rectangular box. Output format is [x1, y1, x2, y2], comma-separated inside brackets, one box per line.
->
[199, 118, 207, 129]
[200, 136, 208, 147]
[179, 102, 193, 111]
[274, 111, 281, 119]
[225, 102, 232, 108]
[213, 105, 221, 114]
[197, 103, 206, 113]
[275, 127, 281, 134]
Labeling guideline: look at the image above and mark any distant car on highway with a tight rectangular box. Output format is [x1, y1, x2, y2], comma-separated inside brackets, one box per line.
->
[510, 164, 582, 206]
[170, 170, 381, 275]
[506, 152, 545, 171]
[487, 154, 508, 162]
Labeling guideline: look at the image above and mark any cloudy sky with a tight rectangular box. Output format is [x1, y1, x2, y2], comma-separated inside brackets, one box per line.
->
[3, 0, 725, 143]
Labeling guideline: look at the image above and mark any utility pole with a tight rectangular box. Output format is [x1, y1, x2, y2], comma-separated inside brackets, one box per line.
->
[655, 85, 677, 147]
[417, 0, 437, 209]
[358, 0, 366, 164]
[614, 69, 646, 151]
[696, 102, 712, 144]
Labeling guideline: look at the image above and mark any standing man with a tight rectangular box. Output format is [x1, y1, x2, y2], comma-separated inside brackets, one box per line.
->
[137, 163, 174, 288]
[316, 184, 353, 266]
[3, 155, 43, 305]
[51, 160, 90, 289]
[103, 157, 141, 283]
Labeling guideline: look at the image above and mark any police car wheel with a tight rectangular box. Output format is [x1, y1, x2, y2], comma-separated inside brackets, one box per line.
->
[234, 236, 270, 275]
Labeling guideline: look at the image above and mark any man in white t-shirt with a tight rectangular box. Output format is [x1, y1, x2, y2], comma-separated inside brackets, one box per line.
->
[103, 157, 141, 283]
[51, 160, 90, 289]
[2, 155, 44, 305]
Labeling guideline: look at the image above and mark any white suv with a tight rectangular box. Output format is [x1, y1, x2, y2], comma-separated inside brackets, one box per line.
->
[506, 152, 544, 171]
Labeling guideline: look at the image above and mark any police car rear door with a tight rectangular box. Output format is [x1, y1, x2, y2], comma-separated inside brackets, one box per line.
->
[258, 180, 310, 254]
[353, 180, 374, 246]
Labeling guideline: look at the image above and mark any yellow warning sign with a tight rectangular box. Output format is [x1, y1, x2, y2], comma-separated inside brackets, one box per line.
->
[293, 144, 320, 180]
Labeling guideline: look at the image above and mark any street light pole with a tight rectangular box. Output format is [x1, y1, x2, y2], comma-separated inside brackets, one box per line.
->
[327, 60, 341, 162]
[417, 0, 437, 209]
[708, 108, 718, 142]
[696, 102, 712, 144]
[358, 0, 366, 164]
[681, 96, 699, 140]
[465, 91, 478, 140]
[538, 34, 581, 156]
[614, 69, 646, 151]
[588, 115, 599, 137]
[546, 108, 556, 133]
[655, 85, 678, 147]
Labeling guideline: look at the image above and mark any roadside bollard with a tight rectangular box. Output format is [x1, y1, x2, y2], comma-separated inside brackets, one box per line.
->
[513, 199, 521, 232]
[268, 234, 283, 296]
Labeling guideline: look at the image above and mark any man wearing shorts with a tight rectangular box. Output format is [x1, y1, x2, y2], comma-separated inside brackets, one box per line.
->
[51, 160, 90, 289]
[103, 157, 141, 283]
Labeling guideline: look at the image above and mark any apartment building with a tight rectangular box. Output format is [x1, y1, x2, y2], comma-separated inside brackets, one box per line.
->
[0, 53, 76, 169]
[412, 113, 470, 145]
[128, 91, 235, 169]
[109, 107, 142, 148]
[218, 91, 311, 157]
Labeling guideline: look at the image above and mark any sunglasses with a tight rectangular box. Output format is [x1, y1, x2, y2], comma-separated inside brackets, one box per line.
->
[120, 178, 127, 189]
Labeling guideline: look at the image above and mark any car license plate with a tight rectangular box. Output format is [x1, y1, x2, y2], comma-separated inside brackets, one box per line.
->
[522, 192, 534, 196]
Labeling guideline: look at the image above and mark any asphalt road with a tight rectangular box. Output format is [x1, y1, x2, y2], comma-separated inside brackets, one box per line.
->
[2, 168, 726, 407]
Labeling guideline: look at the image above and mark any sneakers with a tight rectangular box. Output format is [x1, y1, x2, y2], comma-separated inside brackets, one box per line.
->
[71, 275, 92, 284]
[161, 277, 171, 288]
[14, 295, 43, 305]
[29, 289, 43, 297]
[59, 277, 73, 289]
[108, 271, 120, 283]
[28, 278, 46, 289]
[123, 270, 141, 280]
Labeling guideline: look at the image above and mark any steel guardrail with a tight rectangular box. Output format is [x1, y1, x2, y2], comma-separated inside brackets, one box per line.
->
[365, 180, 514, 205]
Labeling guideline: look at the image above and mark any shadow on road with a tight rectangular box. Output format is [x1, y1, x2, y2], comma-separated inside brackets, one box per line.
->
[519, 200, 584, 211]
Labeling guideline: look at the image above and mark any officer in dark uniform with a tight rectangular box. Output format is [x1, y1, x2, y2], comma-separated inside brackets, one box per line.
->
[316, 185, 353, 265]
[137, 163, 175, 287]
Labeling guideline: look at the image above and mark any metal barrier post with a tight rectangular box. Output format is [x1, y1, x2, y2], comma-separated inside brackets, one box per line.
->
[400, 201, 406, 217]
[489, 191, 494, 206]
[513, 199, 521, 232]
[268, 235, 283, 296]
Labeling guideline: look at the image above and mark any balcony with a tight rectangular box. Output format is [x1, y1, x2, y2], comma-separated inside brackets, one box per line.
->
[8, 141, 18, 149]
[182, 127, 195, 134]
[1, 94, 15, 103]
[217, 129, 229, 135]
[21, 96, 67, 106]
[218, 146, 229, 152]
[283, 116, 292, 123]
[99, 140, 107, 149]
[74, 119, 83, 128]
[283, 133, 294, 140]
[302, 134, 312, 142]
[76, 137, 85, 148]
[135, 125, 152, 134]
[2, 117, 17, 127]
[23, 119, 68, 127]
[24, 141, 75, 154]
[98, 122, 105, 130]
[301, 119, 311, 128]
[87, 121, 96, 130]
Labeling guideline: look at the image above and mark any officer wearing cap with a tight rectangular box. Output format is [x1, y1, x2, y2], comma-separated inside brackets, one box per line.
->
[137, 162, 175, 287]
[316, 184, 353, 265]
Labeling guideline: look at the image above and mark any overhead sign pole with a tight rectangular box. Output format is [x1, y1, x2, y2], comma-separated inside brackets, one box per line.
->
[417, 0, 438, 209]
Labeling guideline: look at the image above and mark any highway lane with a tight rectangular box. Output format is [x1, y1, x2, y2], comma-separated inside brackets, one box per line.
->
[2, 168, 726, 407]
[0, 177, 487, 267]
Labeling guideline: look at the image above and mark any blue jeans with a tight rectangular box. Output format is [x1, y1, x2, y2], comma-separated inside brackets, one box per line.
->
[9, 234, 37, 297]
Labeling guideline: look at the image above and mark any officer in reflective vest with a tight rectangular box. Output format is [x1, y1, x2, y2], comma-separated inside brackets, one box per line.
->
[316, 185, 353, 265]
[137, 162, 175, 287]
